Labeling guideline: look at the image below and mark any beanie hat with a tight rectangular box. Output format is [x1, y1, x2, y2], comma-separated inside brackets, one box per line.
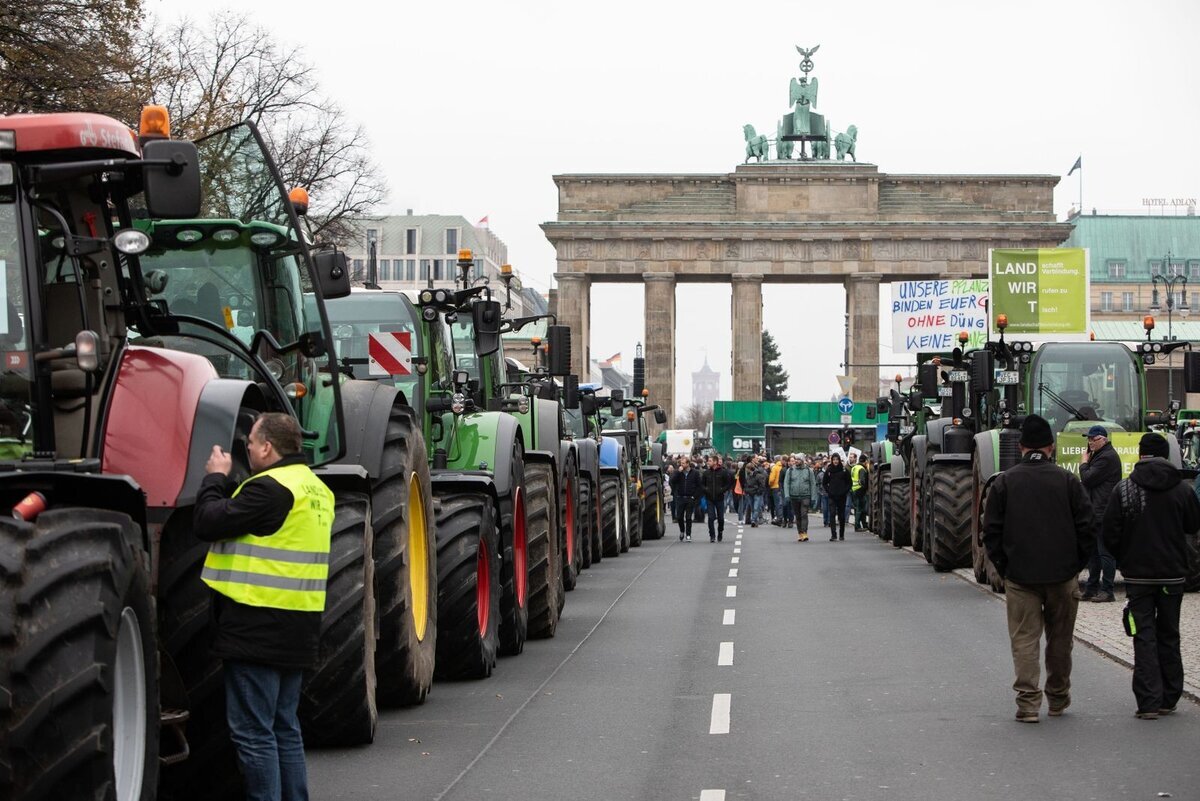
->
[1019, 414, 1054, 449]
[1139, 432, 1170, 459]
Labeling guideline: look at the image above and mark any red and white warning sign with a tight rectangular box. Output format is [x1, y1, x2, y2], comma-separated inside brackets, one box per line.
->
[368, 331, 413, 376]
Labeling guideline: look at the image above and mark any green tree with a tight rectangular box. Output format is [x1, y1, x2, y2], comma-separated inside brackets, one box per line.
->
[762, 330, 789, 400]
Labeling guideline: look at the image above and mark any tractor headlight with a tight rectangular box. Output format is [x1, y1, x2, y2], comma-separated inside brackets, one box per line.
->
[264, 358, 285, 380]
[175, 228, 204, 244]
[420, 290, 434, 304]
[517, 398, 530, 415]
[421, 306, 438, 322]
[451, 393, 466, 414]
[113, 228, 151, 255]
[211, 228, 240, 244]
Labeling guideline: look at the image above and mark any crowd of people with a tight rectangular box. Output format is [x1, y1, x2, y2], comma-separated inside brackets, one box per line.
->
[664, 450, 873, 543]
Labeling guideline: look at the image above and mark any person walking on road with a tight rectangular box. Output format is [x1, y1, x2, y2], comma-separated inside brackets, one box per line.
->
[742, 456, 768, 527]
[823, 453, 851, 541]
[194, 413, 335, 801]
[768, 455, 785, 525]
[816, 458, 831, 528]
[982, 414, 1095, 723]
[1080, 425, 1121, 602]
[785, 454, 820, 542]
[702, 455, 733, 542]
[779, 456, 797, 528]
[849, 454, 869, 532]
[1102, 432, 1200, 719]
[669, 457, 702, 541]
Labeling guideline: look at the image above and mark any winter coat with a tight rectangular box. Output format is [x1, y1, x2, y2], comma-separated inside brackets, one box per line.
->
[815, 468, 828, 497]
[981, 451, 1095, 584]
[701, 466, 733, 503]
[742, 465, 767, 496]
[768, 462, 784, 489]
[1102, 457, 1200, 585]
[669, 466, 703, 500]
[784, 464, 819, 501]
[822, 463, 851, 499]
[1079, 441, 1121, 527]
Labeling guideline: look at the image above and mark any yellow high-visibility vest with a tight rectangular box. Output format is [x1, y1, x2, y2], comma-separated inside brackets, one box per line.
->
[850, 463, 866, 491]
[202, 462, 334, 612]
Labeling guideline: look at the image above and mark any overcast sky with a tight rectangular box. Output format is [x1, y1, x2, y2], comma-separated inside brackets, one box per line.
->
[152, 0, 1200, 410]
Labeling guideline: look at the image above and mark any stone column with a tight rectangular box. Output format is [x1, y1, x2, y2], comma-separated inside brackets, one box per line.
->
[643, 272, 676, 427]
[554, 272, 590, 380]
[730, 274, 763, 402]
[845, 274, 882, 402]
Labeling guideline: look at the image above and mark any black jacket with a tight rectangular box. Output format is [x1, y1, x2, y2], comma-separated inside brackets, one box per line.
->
[822, 463, 851, 498]
[742, 465, 767, 495]
[982, 451, 1095, 584]
[1102, 458, 1200, 585]
[1079, 441, 1121, 526]
[669, 467, 703, 500]
[193, 455, 323, 670]
[701, 466, 733, 502]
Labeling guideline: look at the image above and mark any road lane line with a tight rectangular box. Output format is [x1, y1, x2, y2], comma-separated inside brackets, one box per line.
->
[726, 585, 737, 597]
[710, 693, 731, 734]
[700, 791, 726, 801]
[723, 609, 735, 625]
[728, 568, 738, 578]
[731, 556, 740, 564]
[718, 642, 734, 666]
[734, 547, 741, 553]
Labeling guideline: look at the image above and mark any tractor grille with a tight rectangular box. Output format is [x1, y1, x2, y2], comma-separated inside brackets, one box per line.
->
[998, 428, 1022, 472]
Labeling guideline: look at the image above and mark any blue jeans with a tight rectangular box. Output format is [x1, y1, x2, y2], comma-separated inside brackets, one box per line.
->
[724, 491, 735, 513]
[1085, 529, 1116, 594]
[706, 502, 725, 540]
[224, 660, 310, 801]
[819, 495, 830, 525]
[770, 488, 785, 521]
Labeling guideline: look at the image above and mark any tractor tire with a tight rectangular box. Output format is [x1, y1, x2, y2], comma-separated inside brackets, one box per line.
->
[300, 492, 377, 747]
[433, 493, 501, 680]
[620, 481, 633, 552]
[641, 471, 665, 540]
[973, 471, 1005, 593]
[497, 442, 529, 658]
[0, 510, 158, 801]
[578, 475, 594, 570]
[156, 513, 241, 801]
[890, 478, 912, 548]
[525, 461, 561, 640]
[372, 403, 437, 709]
[910, 464, 924, 556]
[877, 475, 892, 542]
[628, 489, 644, 548]
[600, 474, 622, 558]
[561, 456, 582, 591]
[929, 463, 973, 573]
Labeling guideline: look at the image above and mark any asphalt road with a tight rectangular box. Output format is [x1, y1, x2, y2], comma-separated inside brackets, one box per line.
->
[309, 514, 1200, 801]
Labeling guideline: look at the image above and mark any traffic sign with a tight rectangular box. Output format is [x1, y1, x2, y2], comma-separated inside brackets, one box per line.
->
[837, 396, 854, 414]
[836, 375, 857, 396]
[827, 431, 840, 444]
[840, 414, 852, 425]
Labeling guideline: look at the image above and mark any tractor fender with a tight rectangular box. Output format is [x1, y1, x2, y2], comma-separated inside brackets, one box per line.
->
[598, 434, 624, 469]
[649, 441, 665, 471]
[925, 418, 951, 451]
[931, 453, 972, 464]
[911, 435, 928, 474]
[431, 471, 499, 504]
[313, 463, 371, 496]
[889, 453, 908, 479]
[175, 378, 268, 507]
[336, 378, 404, 480]
[974, 430, 1000, 483]
[456, 411, 523, 501]
[558, 439, 579, 482]
[0, 472, 148, 551]
[533, 397, 561, 454]
[1165, 433, 1183, 469]
[575, 437, 599, 481]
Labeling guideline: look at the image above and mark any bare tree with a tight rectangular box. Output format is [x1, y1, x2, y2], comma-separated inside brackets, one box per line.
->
[676, 402, 714, 432]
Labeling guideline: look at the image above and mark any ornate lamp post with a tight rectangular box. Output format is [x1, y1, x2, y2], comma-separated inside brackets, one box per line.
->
[1148, 252, 1190, 400]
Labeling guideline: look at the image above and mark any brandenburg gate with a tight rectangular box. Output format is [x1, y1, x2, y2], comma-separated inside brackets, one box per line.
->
[542, 48, 1071, 424]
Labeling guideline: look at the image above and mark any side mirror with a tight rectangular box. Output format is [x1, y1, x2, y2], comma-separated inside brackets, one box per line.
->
[654, 408, 667, 425]
[312, 249, 351, 300]
[298, 330, 325, 358]
[546, 325, 571, 376]
[1146, 411, 1165, 428]
[611, 397, 623, 417]
[563, 374, 580, 410]
[918, 363, 939, 398]
[970, 350, 995, 394]
[1185, 352, 1200, 394]
[472, 300, 502, 356]
[580, 394, 597, 415]
[236, 309, 256, 327]
[142, 139, 201, 219]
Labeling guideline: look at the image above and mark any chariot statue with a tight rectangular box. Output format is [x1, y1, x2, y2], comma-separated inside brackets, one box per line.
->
[778, 45, 830, 160]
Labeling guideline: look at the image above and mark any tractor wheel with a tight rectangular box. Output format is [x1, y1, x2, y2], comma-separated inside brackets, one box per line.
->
[433, 493, 501, 680]
[497, 443, 529, 657]
[890, 478, 912, 547]
[156, 513, 241, 801]
[589, 474, 605, 565]
[972, 469, 1005, 593]
[910, 463, 924, 556]
[524, 460, 561, 640]
[372, 404, 436, 709]
[929, 463, 973, 573]
[578, 475, 594, 570]
[619, 480, 633, 552]
[0, 510, 158, 801]
[641, 472, 665, 540]
[561, 455, 582, 591]
[878, 475, 892, 542]
[628, 488, 644, 548]
[300, 492, 377, 747]
[600, 474, 622, 557]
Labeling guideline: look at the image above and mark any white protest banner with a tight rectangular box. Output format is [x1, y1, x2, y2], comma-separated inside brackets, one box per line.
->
[890, 278, 988, 354]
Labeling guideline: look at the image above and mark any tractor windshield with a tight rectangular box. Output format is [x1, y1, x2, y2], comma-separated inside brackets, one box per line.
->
[1029, 342, 1142, 433]
[324, 291, 421, 407]
[0, 204, 32, 459]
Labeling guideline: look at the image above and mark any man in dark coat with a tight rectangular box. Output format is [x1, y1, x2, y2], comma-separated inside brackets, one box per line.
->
[982, 414, 1095, 723]
[669, 458, 703, 541]
[741, 456, 768, 527]
[822, 453, 852, 541]
[1102, 433, 1200, 719]
[1080, 425, 1122, 602]
[701, 455, 733, 543]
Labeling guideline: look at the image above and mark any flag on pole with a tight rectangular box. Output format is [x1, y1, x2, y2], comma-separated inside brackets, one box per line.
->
[476, 215, 489, 227]
[601, 352, 621, 366]
[1068, 156, 1081, 176]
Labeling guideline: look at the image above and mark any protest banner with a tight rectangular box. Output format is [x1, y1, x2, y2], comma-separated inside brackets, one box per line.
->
[989, 248, 1089, 338]
[890, 278, 989, 354]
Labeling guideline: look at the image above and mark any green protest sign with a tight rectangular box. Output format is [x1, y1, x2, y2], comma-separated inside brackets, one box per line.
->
[989, 248, 1089, 337]
[1056, 433, 1142, 479]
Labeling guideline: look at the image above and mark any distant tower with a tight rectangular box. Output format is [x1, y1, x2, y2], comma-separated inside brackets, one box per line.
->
[692, 356, 720, 410]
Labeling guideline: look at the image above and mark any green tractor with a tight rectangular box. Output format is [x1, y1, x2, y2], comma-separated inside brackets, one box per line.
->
[598, 387, 668, 549]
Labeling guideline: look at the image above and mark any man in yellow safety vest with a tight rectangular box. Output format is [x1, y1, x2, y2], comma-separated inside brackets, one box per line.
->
[849, 454, 869, 532]
[194, 412, 334, 801]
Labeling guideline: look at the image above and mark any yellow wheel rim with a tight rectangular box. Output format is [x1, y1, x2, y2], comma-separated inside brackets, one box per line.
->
[408, 473, 430, 641]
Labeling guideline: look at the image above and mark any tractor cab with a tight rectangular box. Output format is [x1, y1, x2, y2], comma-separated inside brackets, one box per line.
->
[1027, 341, 1143, 434]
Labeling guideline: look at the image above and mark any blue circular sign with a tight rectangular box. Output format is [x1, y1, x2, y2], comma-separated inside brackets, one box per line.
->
[837, 396, 855, 414]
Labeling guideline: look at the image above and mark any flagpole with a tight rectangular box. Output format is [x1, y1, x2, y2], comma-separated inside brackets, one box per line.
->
[1078, 157, 1083, 216]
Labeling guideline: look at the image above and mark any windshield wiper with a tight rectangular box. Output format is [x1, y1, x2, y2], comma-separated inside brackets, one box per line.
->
[1038, 382, 1086, 421]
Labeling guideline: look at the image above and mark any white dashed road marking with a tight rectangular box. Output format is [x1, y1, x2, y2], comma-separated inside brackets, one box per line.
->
[700, 791, 726, 801]
[723, 609, 735, 625]
[728, 568, 738, 578]
[734, 547, 741, 553]
[731, 556, 740, 564]
[718, 642, 734, 666]
[726, 585, 737, 597]
[709, 694, 731, 734]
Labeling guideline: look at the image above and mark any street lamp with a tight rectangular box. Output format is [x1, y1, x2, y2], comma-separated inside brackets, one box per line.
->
[1149, 252, 1190, 401]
